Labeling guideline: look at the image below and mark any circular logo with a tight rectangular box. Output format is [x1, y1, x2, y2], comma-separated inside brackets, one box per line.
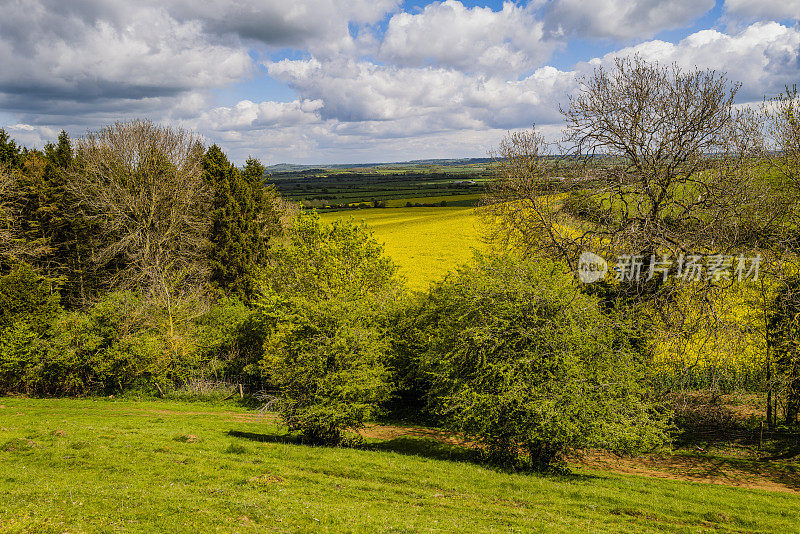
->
[577, 251, 608, 283]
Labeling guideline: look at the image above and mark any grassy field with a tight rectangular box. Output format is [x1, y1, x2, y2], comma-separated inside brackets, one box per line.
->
[320, 207, 486, 289]
[2, 397, 799, 533]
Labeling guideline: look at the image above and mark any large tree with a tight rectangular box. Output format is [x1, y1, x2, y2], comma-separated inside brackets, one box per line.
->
[484, 56, 768, 270]
[69, 120, 211, 331]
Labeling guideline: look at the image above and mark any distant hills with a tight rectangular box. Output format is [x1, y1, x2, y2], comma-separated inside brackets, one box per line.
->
[266, 157, 494, 173]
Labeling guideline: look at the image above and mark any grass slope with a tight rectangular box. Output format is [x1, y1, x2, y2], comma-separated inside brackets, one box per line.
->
[1, 398, 798, 533]
[320, 207, 486, 289]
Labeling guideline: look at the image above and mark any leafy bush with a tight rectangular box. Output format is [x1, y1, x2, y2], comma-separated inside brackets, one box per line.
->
[0, 291, 201, 396]
[393, 254, 670, 470]
[258, 294, 392, 444]
[247, 212, 401, 444]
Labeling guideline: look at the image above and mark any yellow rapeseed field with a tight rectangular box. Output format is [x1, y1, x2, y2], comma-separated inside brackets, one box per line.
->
[320, 207, 487, 290]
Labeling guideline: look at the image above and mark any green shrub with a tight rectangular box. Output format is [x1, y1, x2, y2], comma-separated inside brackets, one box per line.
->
[248, 212, 402, 444]
[0, 263, 60, 332]
[0, 291, 201, 396]
[394, 253, 670, 470]
[259, 294, 392, 444]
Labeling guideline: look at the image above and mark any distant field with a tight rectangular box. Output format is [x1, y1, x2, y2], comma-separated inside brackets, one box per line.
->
[2, 398, 798, 533]
[320, 207, 487, 289]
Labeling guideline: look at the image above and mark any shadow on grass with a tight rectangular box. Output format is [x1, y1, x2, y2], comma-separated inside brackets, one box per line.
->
[362, 436, 480, 464]
[226, 430, 302, 445]
[225, 428, 599, 481]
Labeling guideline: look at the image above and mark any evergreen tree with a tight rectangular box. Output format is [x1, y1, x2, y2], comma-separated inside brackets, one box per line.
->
[0, 129, 22, 170]
[203, 147, 281, 301]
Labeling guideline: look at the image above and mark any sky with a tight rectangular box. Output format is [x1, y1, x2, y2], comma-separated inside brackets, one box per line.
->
[0, 0, 798, 164]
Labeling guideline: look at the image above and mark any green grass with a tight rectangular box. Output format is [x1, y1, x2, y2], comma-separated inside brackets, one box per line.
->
[1, 398, 799, 533]
[320, 207, 487, 289]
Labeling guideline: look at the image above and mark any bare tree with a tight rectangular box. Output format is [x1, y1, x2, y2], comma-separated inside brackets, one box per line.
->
[483, 56, 773, 273]
[70, 120, 211, 334]
[482, 56, 776, 399]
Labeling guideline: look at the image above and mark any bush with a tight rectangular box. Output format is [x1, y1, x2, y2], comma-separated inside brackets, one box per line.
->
[393, 254, 670, 470]
[0, 291, 201, 396]
[248, 212, 402, 444]
[258, 294, 392, 444]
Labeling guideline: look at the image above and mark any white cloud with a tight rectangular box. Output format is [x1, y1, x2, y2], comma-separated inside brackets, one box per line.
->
[545, 0, 716, 40]
[379, 0, 556, 75]
[588, 22, 800, 100]
[266, 58, 575, 130]
[197, 99, 324, 131]
[0, 1, 252, 114]
[724, 0, 800, 21]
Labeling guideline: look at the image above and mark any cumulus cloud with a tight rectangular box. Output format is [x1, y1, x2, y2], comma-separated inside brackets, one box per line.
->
[4, 0, 798, 164]
[588, 22, 800, 100]
[379, 0, 556, 75]
[0, 0, 251, 123]
[0, 0, 400, 125]
[724, 0, 800, 21]
[266, 58, 575, 131]
[545, 0, 716, 40]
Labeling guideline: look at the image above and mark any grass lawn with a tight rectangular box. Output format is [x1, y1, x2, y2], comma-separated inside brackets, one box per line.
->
[320, 207, 487, 290]
[1, 398, 799, 533]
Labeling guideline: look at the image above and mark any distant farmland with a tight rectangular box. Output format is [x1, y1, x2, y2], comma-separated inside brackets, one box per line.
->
[266, 166, 489, 210]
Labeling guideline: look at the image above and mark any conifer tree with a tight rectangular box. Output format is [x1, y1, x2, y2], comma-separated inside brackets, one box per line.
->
[203, 147, 281, 301]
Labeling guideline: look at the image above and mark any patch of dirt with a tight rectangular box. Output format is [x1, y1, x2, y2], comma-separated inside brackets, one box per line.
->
[249, 474, 285, 484]
[173, 434, 202, 443]
[571, 450, 800, 494]
[359, 423, 467, 446]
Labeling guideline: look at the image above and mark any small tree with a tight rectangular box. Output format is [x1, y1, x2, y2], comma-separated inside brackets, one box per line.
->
[252, 212, 402, 444]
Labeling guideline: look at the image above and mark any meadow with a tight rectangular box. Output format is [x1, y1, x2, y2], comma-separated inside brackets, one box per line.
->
[320, 207, 486, 289]
[3, 397, 800, 533]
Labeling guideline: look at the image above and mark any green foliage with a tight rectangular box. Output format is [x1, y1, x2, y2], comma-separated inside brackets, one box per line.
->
[203, 146, 282, 301]
[258, 294, 392, 445]
[768, 276, 800, 424]
[194, 298, 258, 382]
[247, 212, 402, 444]
[394, 254, 670, 469]
[0, 291, 200, 396]
[0, 263, 60, 332]
[0, 128, 22, 170]
[261, 211, 400, 300]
